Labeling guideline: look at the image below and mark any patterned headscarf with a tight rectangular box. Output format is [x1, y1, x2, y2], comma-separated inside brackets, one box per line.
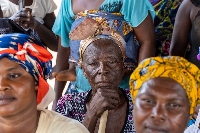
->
[79, 33, 126, 64]
[0, 33, 54, 110]
[130, 56, 200, 114]
[69, 17, 126, 66]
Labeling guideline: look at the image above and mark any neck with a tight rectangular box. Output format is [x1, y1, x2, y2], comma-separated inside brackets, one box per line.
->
[0, 108, 40, 133]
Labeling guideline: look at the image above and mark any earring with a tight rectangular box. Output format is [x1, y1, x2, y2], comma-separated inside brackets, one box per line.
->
[78, 58, 82, 68]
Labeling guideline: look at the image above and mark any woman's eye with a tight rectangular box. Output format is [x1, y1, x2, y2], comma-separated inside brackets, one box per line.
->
[107, 60, 118, 66]
[89, 62, 98, 66]
[168, 103, 181, 108]
[142, 99, 155, 104]
[8, 74, 20, 79]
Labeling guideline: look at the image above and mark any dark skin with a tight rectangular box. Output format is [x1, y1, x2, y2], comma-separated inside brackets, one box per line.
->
[81, 39, 127, 133]
[52, 0, 156, 110]
[1, 0, 58, 51]
[52, 38, 69, 110]
[170, 0, 200, 116]
[170, 0, 200, 64]
[0, 58, 40, 133]
[134, 77, 190, 133]
[0, 5, 3, 18]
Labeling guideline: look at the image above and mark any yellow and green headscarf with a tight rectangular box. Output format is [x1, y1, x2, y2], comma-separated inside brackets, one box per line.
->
[130, 56, 200, 114]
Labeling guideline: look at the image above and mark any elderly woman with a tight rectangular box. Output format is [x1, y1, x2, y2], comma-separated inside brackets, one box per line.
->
[56, 29, 135, 132]
[129, 56, 200, 133]
[0, 33, 89, 133]
[52, 0, 156, 110]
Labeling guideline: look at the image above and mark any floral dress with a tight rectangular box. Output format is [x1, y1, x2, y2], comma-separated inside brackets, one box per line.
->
[56, 89, 136, 133]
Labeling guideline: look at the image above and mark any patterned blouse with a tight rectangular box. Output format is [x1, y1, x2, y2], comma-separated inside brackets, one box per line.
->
[56, 89, 136, 133]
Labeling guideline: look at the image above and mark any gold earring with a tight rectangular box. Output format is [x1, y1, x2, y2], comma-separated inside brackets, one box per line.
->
[78, 58, 82, 68]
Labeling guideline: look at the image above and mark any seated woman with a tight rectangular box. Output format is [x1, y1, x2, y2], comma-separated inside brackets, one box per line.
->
[56, 28, 135, 132]
[0, 0, 58, 51]
[129, 56, 200, 133]
[0, 33, 89, 133]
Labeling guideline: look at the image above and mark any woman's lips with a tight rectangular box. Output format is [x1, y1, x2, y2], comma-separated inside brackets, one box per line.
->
[96, 82, 112, 89]
[0, 95, 15, 106]
[145, 126, 167, 133]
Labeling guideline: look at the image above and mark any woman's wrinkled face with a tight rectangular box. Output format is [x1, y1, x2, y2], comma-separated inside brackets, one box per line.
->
[134, 77, 190, 133]
[0, 58, 37, 117]
[82, 39, 124, 92]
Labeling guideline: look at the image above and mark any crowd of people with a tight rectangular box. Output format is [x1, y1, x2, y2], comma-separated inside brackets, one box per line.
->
[0, 0, 200, 132]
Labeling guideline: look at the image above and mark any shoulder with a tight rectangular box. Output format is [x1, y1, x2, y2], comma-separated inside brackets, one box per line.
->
[179, 0, 193, 12]
[56, 92, 88, 118]
[35, 0, 57, 10]
[37, 109, 89, 133]
[121, 89, 135, 132]
[176, 0, 195, 21]
[58, 92, 88, 104]
[36, 0, 56, 5]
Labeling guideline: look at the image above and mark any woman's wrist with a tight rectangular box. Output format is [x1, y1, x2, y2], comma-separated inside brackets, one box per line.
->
[31, 18, 39, 30]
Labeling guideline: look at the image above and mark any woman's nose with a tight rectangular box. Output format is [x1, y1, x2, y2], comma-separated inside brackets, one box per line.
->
[97, 62, 109, 76]
[151, 105, 166, 123]
[0, 78, 9, 91]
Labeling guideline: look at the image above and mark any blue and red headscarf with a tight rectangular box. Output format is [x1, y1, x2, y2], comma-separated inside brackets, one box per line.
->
[0, 33, 54, 109]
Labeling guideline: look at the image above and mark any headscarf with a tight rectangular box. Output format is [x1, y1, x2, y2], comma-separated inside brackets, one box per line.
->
[130, 56, 200, 114]
[0, 33, 54, 110]
[79, 33, 126, 65]
[69, 17, 126, 66]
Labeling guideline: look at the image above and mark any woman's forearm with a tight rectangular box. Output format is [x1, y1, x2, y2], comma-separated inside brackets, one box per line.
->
[138, 41, 155, 63]
[134, 13, 156, 63]
[0, 6, 3, 17]
[34, 20, 58, 51]
[52, 40, 70, 111]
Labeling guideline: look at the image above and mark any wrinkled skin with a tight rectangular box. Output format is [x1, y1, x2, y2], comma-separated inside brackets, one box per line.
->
[134, 77, 190, 133]
[82, 39, 124, 117]
[52, 0, 156, 111]
[82, 39, 127, 133]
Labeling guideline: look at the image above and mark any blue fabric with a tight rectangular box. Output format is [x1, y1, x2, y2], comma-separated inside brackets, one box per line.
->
[52, 0, 155, 47]
[69, 13, 131, 63]
[68, 11, 138, 92]
[52, 0, 155, 93]
[188, 118, 196, 126]
[0, 33, 52, 82]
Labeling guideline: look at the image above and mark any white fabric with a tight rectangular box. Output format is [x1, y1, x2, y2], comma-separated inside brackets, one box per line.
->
[0, 0, 57, 21]
[36, 109, 89, 133]
[36, 85, 55, 110]
[184, 109, 200, 133]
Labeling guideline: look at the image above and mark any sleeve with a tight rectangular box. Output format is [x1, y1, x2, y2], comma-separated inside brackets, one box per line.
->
[120, 0, 155, 27]
[42, 0, 57, 14]
[52, 0, 74, 47]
